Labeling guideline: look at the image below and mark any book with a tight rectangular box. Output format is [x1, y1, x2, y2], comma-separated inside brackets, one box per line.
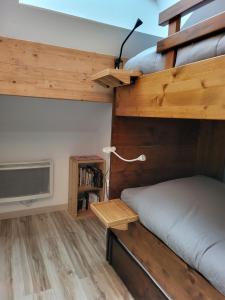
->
[78, 165, 103, 188]
[77, 192, 89, 211]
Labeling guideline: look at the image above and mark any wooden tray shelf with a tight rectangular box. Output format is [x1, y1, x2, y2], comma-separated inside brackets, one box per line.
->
[90, 199, 138, 230]
[91, 69, 142, 88]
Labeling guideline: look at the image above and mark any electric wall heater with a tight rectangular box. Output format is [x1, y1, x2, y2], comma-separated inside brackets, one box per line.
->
[0, 160, 53, 203]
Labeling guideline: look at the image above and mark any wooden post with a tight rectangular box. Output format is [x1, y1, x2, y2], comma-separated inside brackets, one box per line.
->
[165, 16, 181, 69]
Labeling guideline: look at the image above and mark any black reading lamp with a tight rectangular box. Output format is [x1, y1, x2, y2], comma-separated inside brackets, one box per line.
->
[115, 18, 143, 69]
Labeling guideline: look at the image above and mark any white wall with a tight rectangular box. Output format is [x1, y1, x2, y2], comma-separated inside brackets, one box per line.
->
[0, 0, 160, 213]
[0, 0, 160, 59]
[0, 96, 112, 213]
[20, 0, 163, 36]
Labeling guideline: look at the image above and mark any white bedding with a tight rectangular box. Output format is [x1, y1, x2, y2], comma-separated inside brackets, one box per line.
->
[124, 33, 225, 74]
[121, 176, 225, 296]
[124, 1, 225, 75]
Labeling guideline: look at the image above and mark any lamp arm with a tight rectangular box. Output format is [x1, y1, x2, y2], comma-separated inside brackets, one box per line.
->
[117, 27, 136, 66]
[112, 150, 146, 162]
[102, 146, 146, 162]
[115, 26, 139, 69]
[115, 18, 143, 69]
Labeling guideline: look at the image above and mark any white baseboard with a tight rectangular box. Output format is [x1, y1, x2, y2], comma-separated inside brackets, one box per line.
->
[0, 204, 68, 220]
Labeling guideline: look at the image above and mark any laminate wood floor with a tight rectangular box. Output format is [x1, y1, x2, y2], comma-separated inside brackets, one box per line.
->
[0, 211, 133, 300]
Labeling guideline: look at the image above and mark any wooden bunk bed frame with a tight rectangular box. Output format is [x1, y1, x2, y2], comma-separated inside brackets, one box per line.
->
[107, 0, 225, 299]
[115, 2, 225, 120]
[0, 0, 224, 298]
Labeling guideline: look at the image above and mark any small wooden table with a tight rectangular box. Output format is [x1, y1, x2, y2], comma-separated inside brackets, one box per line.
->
[90, 199, 138, 230]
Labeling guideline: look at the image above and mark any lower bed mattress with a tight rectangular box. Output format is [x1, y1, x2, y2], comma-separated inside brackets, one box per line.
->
[121, 175, 225, 296]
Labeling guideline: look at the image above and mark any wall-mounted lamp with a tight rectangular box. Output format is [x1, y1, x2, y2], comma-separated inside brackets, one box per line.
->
[103, 146, 146, 162]
[114, 18, 143, 69]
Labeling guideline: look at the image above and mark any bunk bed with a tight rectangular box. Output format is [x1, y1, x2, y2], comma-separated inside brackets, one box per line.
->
[0, 0, 223, 298]
[92, 0, 225, 299]
[116, 1, 225, 120]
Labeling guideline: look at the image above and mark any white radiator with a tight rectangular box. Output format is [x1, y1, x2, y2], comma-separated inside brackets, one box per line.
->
[0, 160, 53, 203]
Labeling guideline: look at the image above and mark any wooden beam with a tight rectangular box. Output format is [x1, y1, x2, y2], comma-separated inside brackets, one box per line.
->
[0, 37, 114, 102]
[159, 0, 213, 26]
[115, 54, 225, 120]
[157, 11, 225, 53]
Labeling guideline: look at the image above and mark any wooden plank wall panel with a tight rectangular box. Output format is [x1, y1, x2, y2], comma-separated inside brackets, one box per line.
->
[196, 120, 225, 179]
[0, 37, 114, 102]
[116, 55, 225, 120]
[109, 117, 199, 198]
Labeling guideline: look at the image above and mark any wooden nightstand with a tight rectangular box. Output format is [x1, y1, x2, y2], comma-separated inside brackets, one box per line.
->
[90, 199, 138, 230]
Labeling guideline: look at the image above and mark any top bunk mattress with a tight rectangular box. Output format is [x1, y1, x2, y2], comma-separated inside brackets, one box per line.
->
[124, 33, 225, 74]
[121, 175, 225, 296]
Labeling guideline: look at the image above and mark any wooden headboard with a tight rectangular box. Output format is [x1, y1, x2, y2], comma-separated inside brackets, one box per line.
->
[109, 117, 199, 198]
[109, 117, 225, 199]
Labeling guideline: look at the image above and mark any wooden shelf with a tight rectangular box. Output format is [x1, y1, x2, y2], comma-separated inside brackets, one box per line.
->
[91, 199, 138, 230]
[68, 156, 106, 219]
[91, 68, 142, 88]
[78, 186, 101, 192]
[71, 155, 104, 162]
